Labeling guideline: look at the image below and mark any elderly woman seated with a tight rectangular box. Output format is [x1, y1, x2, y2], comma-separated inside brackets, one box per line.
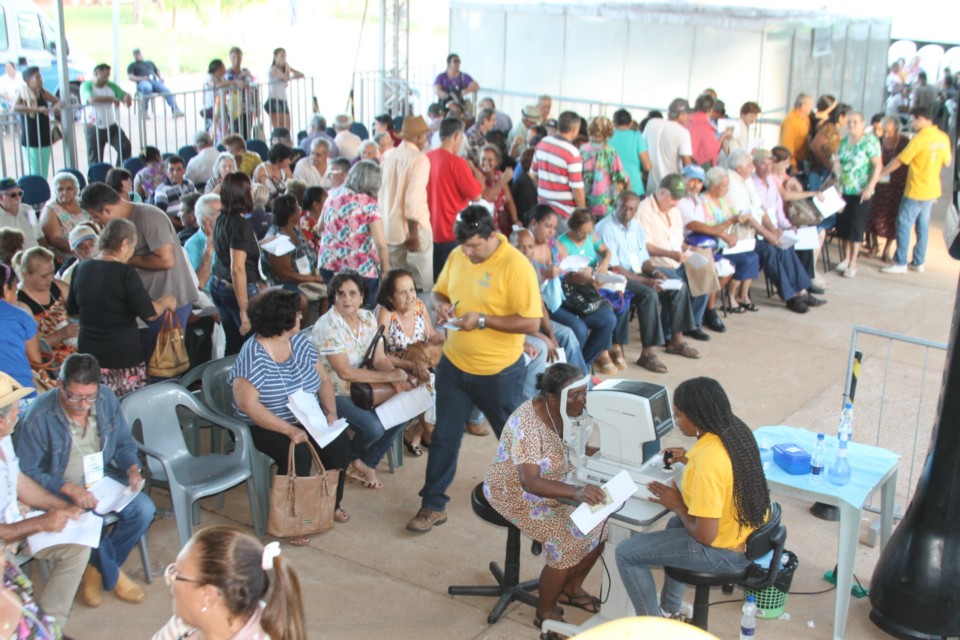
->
[231, 288, 352, 545]
[252, 143, 294, 209]
[681, 166, 761, 314]
[204, 152, 237, 194]
[485, 363, 607, 631]
[13, 246, 77, 365]
[313, 271, 411, 490]
[40, 172, 91, 265]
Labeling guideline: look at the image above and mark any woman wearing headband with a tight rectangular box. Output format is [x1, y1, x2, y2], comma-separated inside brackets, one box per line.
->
[153, 526, 305, 640]
[484, 363, 607, 632]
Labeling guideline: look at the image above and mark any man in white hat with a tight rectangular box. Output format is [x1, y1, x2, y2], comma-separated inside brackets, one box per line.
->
[379, 115, 434, 292]
[58, 223, 100, 284]
[507, 104, 542, 158]
[0, 372, 90, 629]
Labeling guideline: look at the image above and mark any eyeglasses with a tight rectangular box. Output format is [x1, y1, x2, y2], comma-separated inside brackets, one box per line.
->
[3, 191, 23, 198]
[164, 563, 204, 587]
[61, 387, 99, 405]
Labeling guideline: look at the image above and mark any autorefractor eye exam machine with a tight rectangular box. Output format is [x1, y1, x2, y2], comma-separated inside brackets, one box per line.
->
[562, 379, 684, 496]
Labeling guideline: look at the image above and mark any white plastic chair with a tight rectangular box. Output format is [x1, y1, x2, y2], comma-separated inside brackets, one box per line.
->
[120, 381, 262, 547]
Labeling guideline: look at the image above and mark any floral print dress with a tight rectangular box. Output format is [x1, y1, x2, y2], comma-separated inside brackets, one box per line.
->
[580, 142, 626, 219]
[484, 400, 606, 569]
[317, 189, 383, 278]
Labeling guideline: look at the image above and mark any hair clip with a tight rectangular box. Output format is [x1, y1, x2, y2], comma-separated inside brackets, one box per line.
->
[261, 541, 281, 570]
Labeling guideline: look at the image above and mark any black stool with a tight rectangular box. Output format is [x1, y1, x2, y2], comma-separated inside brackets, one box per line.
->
[448, 483, 540, 623]
[664, 502, 787, 630]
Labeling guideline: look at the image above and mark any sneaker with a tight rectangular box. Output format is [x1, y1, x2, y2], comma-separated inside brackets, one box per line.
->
[842, 268, 857, 278]
[908, 263, 925, 273]
[880, 264, 907, 274]
[834, 259, 849, 273]
[406, 508, 447, 533]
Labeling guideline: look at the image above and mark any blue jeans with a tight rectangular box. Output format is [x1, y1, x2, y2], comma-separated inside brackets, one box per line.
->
[552, 321, 589, 375]
[139, 302, 192, 368]
[210, 277, 258, 356]
[893, 197, 935, 267]
[137, 79, 178, 112]
[523, 336, 549, 399]
[615, 516, 752, 615]
[548, 303, 616, 367]
[92, 491, 156, 590]
[419, 355, 525, 512]
[335, 396, 404, 468]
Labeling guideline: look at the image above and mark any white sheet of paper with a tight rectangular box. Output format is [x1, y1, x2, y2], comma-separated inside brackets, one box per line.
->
[555, 347, 567, 363]
[594, 272, 627, 292]
[286, 389, 349, 448]
[685, 251, 711, 269]
[442, 322, 460, 331]
[569, 469, 639, 535]
[722, 237, 756, 255]
[780, 226, 820, 251]
[89, 477, 145, 515]
[559, 255, 591, 272]
[715, 259, 735, 278]
[261, 235, 296, 256]
[813, 186, 846, 217]
[658, 279, 684, 291]
[27, 510, 103, 554]
[375, 387, 433, 429]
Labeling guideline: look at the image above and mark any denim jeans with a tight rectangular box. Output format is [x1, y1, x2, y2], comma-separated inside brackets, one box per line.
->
[91, 491, 156, 590]
[137, 79, 178, 112]
[893, 197, 935, 267]
[335, 396, 404, 468]
[615, 516, 752, 615]
[523, 335, 549, 399]
[210, 277, 258, 356]
[548, 303, 616, 367]
[419, 355, 525, 512]
[552, 321, 589, 375]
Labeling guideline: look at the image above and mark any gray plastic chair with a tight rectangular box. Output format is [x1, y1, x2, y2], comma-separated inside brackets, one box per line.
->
[200, 355, 276, 531]
[120, 381, 262, 547]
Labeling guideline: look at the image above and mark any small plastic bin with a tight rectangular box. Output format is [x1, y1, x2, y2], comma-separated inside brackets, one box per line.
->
[743, 550, 799, 619]
[772, 443, 811, 475]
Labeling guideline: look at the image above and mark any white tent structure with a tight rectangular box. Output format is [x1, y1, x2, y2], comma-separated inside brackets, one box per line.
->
[448, 1, 891, 129]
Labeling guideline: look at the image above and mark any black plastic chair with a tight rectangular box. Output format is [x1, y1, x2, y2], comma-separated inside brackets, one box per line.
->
[87, 162, 112, 185]
[178, 145, 198, 164]
[17, 175, 50, 210]
[664, 502, 786, 630]
[122, 156, 145, 177]
[448, 483, 540, 623]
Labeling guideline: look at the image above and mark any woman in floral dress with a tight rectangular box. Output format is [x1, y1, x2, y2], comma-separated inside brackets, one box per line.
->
[580, 116, 627, 220]
[484, 363, 607, 632]
[39, 172, 91, 265]
[317, 161, 390, 310]
[866, 117, 909, 263]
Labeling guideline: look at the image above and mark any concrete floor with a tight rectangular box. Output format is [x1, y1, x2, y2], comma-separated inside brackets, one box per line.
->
[55, 211, 959, 640]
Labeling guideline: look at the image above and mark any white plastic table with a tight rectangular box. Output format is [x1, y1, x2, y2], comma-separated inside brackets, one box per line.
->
[756, 426, 899, 640]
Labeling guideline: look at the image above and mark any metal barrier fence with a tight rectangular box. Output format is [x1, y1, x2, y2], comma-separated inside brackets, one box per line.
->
[0, 76, 315, 181]
[842, 324, 948, 546]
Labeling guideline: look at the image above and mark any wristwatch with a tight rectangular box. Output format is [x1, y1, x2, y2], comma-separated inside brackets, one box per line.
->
[477, 313, 486, 330]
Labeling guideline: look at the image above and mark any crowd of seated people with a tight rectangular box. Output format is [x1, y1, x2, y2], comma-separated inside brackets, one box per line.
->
[0, 50, 954, 635]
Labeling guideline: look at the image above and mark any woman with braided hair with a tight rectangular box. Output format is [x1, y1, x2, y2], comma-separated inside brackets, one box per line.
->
[616, 376, 770, 618]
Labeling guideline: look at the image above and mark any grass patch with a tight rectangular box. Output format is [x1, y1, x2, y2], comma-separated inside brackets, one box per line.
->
[63, 4, 240, 75]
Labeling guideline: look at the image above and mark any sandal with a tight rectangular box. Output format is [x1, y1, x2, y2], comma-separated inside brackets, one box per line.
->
[334, 507, 350, 523]
[636, 353, 668, 374]
[288, 536, 310, 546]
[726, 304, 746, 314]
[347, 464, 385, 490]
[738, 301, 759, 312]
[534, 613, 568, 640]
[405, 442, 423, 457]
[558, 592, 601, 613]
[665, 341, 701, 359]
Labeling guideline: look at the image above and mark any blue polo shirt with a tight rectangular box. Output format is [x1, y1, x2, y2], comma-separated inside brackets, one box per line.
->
[0, 300, 37, 395]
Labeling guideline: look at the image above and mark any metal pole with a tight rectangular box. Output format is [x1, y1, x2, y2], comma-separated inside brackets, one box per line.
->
[54, 0, 77, 168]
[112, 0, 121, 84]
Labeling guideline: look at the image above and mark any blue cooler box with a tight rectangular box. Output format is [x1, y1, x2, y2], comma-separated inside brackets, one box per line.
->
[772, 443, 811, 475]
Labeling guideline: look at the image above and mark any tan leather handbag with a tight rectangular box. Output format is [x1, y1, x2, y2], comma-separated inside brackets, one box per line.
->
[266, 441, 336, 538]
[146, 310, 190, 378]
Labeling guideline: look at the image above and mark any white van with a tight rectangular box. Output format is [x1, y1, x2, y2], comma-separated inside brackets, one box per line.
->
[0, 0, 92, 100]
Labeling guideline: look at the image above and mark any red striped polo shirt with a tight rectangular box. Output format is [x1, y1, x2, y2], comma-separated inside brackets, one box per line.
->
[531, 136, 584, 218]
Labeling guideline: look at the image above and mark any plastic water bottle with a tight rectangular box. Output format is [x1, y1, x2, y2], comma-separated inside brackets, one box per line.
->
[740, 594, 757, 639]
[759, 439, 773, 472]
[838, 402, 854, 442]
[809, 433, 826, 484]
[828, 439, 852, 486]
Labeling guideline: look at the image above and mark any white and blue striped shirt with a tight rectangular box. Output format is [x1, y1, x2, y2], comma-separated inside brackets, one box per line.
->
[230, 332, 321, 423]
